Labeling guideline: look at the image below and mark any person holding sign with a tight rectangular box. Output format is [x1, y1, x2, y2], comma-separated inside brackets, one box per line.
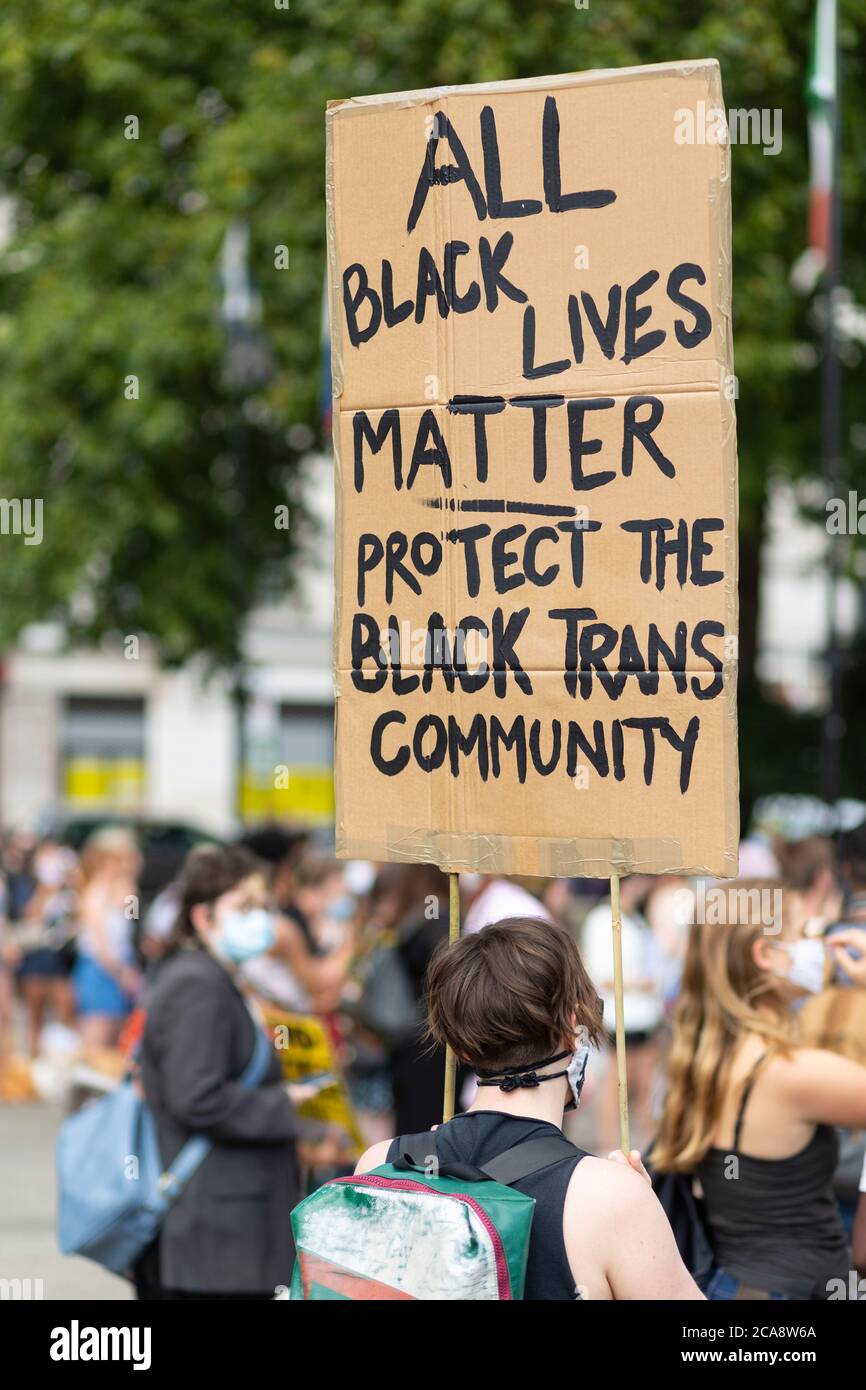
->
[653, 883, 866, 1300]
[353, 918, 702, 1300]
[328, 58, 739, 1251]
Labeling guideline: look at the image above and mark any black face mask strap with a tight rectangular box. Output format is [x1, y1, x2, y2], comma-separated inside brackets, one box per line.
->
[476, 1048, 572, 1094]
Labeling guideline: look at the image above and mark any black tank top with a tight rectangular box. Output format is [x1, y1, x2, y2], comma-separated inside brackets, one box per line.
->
[697, 1055, 850, 1298]
[387, 1111, 587, 1301]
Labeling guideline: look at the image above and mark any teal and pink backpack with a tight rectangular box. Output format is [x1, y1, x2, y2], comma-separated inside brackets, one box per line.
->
[290, 1129, 580, 1300]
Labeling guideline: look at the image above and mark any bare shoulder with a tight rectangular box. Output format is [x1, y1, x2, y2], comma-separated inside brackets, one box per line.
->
[354, 1139, 393, 1174]
[563, 1156, 678, 1300]
[564, 1155, 703, 1299]
[566, 1153, 652, 1211]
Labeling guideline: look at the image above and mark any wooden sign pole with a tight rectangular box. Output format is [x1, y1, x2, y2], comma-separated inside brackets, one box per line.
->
[442, 871, 461, 1122]
[610, 872, 631, 1153]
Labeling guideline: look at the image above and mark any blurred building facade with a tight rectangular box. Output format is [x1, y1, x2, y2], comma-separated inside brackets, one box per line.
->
[756, 476, 860, 710]
[0, 454, 335, 838]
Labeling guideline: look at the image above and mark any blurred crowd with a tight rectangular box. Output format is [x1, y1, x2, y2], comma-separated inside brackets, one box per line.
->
[0, 803, 863, 1154]
[4, 798, 866, 1296]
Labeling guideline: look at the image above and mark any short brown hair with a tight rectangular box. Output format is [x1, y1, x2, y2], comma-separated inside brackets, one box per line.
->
[173, 844, 260, 943]
[425, 917, 603, 1072]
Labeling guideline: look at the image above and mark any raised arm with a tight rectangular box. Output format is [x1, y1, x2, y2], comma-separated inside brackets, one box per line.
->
[777, 1047, 866, 1131]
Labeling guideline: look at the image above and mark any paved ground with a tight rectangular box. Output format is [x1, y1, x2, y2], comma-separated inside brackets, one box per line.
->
[0, 1100, 130, 1301]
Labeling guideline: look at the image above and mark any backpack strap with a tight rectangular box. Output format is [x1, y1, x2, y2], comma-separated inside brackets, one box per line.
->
[157, 1026, 274, 1200]
[481, 1134, 584, 1186]
[394, 1132, 437, 1168]
[393, 1130, 584, 1187]
[393, 1131, 489, 1182]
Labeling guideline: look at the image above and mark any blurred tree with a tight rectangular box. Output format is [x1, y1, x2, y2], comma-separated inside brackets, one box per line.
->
[0, 0, 318, 665]
[0, 0, 863, 806]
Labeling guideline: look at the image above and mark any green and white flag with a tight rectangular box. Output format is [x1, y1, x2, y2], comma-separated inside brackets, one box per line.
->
[807, 0, 838, 267]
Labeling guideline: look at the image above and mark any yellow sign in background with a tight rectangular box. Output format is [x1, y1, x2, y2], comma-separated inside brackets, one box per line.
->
[262, 1006, 363, 1156]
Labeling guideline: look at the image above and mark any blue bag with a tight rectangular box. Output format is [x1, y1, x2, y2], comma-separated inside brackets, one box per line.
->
[57, 1025, 272, 1276]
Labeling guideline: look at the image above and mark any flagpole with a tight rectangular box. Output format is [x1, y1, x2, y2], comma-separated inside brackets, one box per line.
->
[820, 0, 843, 805]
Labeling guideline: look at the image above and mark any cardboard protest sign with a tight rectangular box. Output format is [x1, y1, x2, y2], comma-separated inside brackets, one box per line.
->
[327, 60, 738, 879]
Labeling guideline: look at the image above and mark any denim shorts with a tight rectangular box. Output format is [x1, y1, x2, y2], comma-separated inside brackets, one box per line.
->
[702, 1267, 792, 1301]
[72, 955, 131, 1018]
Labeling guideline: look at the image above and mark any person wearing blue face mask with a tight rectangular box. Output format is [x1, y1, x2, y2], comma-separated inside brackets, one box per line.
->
[215, 902, 277, 962]
[133, 845, 301, 1301]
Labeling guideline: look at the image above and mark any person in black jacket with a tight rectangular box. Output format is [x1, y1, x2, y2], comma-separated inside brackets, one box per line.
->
[134, 845, 301, 1300]
[387, 864, 450, 1134]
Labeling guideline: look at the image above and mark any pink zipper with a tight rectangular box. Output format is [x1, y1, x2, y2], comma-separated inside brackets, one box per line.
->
[329, 1174, 512, 1299]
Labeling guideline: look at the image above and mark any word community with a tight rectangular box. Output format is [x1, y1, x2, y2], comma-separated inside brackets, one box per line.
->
[370, 708, 701, 793]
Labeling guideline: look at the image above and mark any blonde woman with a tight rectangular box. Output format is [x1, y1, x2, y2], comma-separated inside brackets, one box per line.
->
[71, 827, 143, 1047]
[653, 880, 866, 1300]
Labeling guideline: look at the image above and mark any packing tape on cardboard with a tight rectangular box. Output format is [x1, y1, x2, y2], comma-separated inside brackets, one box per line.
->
[537, 835, 682, 878]
[336, 825, 703, 879]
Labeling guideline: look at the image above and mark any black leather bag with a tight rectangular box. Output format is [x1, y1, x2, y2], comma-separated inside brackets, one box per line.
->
[344, 937, 420, 1051]
[647, 1157, 715, 1285]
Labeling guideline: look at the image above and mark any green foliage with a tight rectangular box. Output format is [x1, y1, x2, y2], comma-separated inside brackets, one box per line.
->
[0, 0, 317, 664]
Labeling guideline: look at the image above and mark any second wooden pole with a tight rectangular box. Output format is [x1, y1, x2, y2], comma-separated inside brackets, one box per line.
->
[442, 871, 461, 1122]
[610, 872, 631, 1154]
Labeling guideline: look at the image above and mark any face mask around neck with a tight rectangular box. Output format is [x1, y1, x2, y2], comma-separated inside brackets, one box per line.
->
[566, 1035, 591, 1111]
[476, 1033, 591, 1112]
